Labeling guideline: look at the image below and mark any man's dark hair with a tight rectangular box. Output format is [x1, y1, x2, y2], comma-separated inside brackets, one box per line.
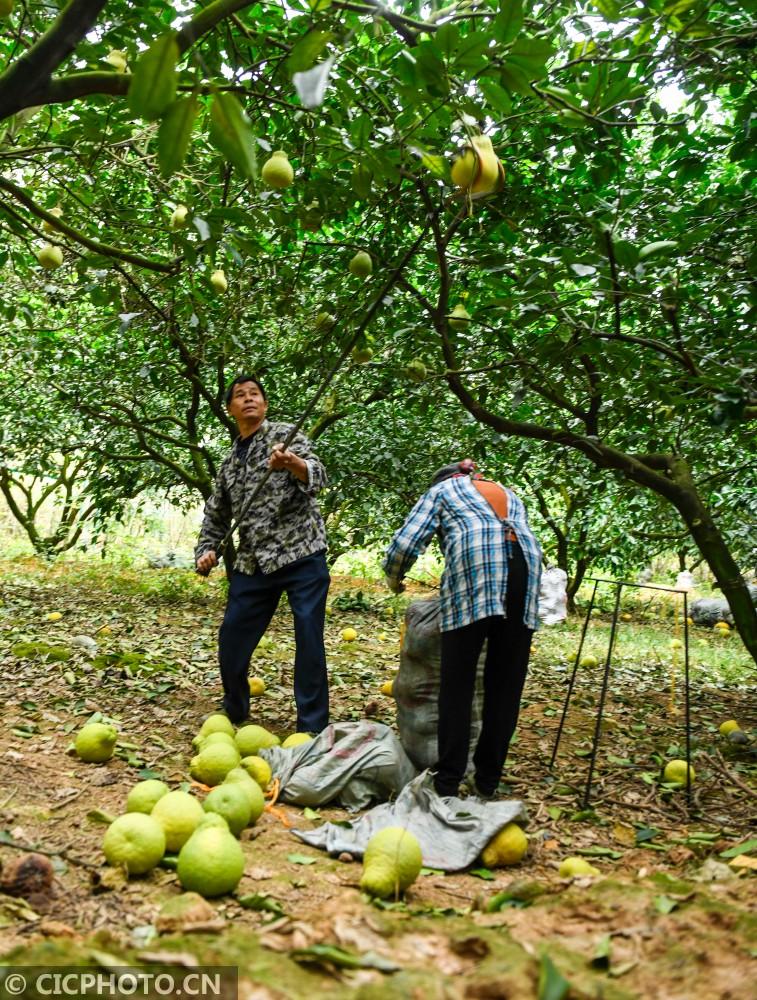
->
[225, 375, 267, 406]
[431, 459, 476, 487]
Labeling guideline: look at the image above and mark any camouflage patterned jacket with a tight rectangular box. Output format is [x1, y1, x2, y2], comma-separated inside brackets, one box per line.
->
[195, 420, 328, 576]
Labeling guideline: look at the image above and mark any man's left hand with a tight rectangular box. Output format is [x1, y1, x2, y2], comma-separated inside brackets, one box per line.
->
[270, 444, 308, 482]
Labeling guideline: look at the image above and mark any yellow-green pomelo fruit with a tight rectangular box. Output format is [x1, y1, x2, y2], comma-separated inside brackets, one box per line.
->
[170, 204, 188, 229]
[451, 147, 478, 189]
[37, 244, 63, 270]
[579, 654, 599, 668]
[239, 756, 272, 791]
[75, 722, 117, 763]
[210, 269, 227, 293]
[282, 732, 313, 749]
[176, 815, 245, 897]
[224, 769, 265, 824]
[151, 790, 205, 852]
[42, 206, 63, 233]
[190, 743, 241, 786]
[663, 759, 695, 785]
[203, 783, 252, 836]
[199, 714, 235, 739]
[105, 49, 128, 72]
[718, 720, 740, 736]
[559, 856, 600, 877]
[0, 1, 14, 18]
[192, 733, 236, 750]
[103, 813, 165, 875]
[126, 779, 169, 814]
[261, 150, 294, 189]
[349, 251, 372, 278]
[360, 826, 423, 899]
[235, 724, 280, 757]
[481, 823, 528, 868]
[405, 359, 427, 383]
[448, 304, 471, 329]
[351, 346, 374, 364]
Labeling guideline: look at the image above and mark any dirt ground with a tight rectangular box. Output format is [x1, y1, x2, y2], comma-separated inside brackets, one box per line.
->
[0, 560, 755, 999]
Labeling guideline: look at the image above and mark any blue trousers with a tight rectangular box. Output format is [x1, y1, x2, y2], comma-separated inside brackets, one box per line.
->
[218, 551, 330, 731]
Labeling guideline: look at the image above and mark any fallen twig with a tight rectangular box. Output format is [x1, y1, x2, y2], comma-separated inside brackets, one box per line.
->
[706, 751, 757, 801]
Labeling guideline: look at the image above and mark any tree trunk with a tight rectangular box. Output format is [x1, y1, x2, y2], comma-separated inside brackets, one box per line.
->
[667, 458, 757, 664]
[567, 558, 588, 615]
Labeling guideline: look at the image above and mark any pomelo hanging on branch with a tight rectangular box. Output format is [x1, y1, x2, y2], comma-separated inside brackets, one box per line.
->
[42, 206, 63, 233]
[349, 250, 373, 278]
[451, 135, 505, 196]
[37, 244, 63, 270]
[261, 150, 294, 189]
[448, 303, 471, 329]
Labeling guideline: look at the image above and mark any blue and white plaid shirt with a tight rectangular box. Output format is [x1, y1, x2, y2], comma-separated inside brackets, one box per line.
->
[383, 476, 543, 631]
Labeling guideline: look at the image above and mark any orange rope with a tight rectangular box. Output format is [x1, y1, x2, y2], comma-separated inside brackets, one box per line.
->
[263, 778, 293, 826]
[190, 780, 212, 793]
[265, 777, 280, 805]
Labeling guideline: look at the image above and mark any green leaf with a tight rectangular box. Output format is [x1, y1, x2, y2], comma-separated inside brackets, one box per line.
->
[287, 853, 318, 865]
[410, 146, 449, 180]
[538, 953, 571, 1000]
[494, 0, 523, 44]
[87, 808, 116, 825]
[639, 240, 678, 260]
[302, 807, 322, 821]
[612, 240, 639, 269]
[654, 894, 678, 914]
[128, 34, 179, 121]
[469, 867, 496, 880]
[287, 31, 333, 74]
[157, 96, 199, 178]
[351, 163, 373, 199]
[506, 38, 556, 81]
[719, 838, 757, 859]
[478, 78, 513, 113]
[576, 846, 622, 858]
[591, 0, 622, 20]
[292, 943, 399, 973]
[237, 893, 287, 916]
[209, 94, 257, 179]
[591, 933, 612, 969]
[635, 827, 660, 844]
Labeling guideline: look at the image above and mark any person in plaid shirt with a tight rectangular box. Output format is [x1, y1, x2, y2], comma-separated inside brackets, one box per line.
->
[383, 460, 542, 799]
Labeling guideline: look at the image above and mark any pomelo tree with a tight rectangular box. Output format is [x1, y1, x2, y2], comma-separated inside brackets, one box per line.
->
[0, 0, 753, 657]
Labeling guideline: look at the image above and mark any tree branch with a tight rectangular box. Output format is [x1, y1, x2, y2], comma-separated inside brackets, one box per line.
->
[0, 0, 110, 122]
[0, 177, 179, 273]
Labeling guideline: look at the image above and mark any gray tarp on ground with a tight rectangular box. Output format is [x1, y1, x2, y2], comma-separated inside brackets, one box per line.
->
[690, 584, 757, 626]
[260, 721, 417, 812]
[395, 598, 486, 772]
[292, 770, 529, 872]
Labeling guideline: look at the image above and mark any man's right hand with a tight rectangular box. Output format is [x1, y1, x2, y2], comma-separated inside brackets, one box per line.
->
[196, 550, 218, 576]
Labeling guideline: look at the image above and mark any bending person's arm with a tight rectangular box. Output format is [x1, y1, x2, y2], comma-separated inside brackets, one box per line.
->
[383, 489, 440, 593]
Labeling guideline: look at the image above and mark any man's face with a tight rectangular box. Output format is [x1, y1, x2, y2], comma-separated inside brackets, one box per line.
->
[227, 380, 268, 424]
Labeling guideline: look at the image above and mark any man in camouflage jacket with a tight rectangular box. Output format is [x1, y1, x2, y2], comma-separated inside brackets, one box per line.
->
[195, 375, 330, 730]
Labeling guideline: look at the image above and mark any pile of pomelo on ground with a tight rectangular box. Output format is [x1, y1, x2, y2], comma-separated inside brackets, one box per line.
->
[72, 713, 318, 897]
[76, 700, 716, 899]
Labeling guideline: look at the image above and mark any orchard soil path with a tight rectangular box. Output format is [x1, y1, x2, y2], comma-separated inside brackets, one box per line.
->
[0, 559, 754, 999]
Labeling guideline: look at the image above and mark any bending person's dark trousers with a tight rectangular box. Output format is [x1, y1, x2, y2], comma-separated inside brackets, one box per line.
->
[435, 542, 533, 797]
[218, 551, 330, 732]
